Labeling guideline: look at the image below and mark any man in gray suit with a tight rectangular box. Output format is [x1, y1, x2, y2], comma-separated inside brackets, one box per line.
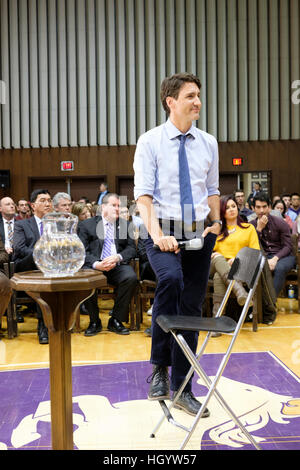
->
[13, 189, 52, 344]
[78, 193, 137, 336]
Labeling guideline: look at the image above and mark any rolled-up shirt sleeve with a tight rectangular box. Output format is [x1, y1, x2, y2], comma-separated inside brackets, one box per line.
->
[206, 134, 220, 197]
[134, 135, 156, 200]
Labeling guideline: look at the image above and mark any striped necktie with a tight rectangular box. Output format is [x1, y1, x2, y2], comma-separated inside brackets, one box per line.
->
[178, 134, 195, 224]
[7, 221, 13, 246]
[101, 222, 114, 259]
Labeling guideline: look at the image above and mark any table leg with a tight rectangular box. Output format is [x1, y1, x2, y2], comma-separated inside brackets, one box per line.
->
[29, 290, 93, 450]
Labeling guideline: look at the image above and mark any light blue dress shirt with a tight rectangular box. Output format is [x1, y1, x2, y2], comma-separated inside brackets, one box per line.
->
[133, 119, 220, 221]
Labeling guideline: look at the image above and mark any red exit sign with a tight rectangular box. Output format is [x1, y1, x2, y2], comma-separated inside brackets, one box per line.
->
[232, 157, 243, 166]
[61, 161, 74, 171]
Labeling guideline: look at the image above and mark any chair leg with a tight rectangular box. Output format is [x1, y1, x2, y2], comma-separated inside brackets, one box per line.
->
[129, 297, 136, 331]
[6, 291, 18, 339]
[252, 293, 258, 332]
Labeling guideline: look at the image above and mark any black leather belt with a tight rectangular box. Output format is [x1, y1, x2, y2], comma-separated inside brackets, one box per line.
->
[159, 219, 203, 236]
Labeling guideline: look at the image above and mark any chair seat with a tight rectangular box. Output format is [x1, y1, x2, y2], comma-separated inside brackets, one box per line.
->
[156, 314, 236, 334]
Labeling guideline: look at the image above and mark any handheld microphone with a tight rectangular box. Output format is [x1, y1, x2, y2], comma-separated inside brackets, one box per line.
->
[153, 237, 204, 251]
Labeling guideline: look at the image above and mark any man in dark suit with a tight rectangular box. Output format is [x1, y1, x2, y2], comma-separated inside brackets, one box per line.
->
[0, 236, 12, 325]
[78, 193, 137, 336]
[0, 196, 18, 256]
[13, 189, 52, 344]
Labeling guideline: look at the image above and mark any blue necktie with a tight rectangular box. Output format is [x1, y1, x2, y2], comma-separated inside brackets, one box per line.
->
[101, 222, 114, 259]
[178, 134, 195, 224]
[39, 221, 43, 236]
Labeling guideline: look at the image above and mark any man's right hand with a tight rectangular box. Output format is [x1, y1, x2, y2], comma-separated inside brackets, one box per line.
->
[94, 257, 117, 272]
[257, 215, 268, 232]
[153, 235, 179, 253]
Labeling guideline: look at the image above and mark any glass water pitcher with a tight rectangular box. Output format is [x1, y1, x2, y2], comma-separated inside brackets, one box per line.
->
[33, 212, 85, 278]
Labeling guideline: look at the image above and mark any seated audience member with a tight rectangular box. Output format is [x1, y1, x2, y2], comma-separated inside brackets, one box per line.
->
[0, 236, 9, 269]
[251, 194, 296, 297]
[292, 215, 300, 249]
[78, 193, 137, 336]
[78, 196, 90, 204]
[272, 195, 281, 205]
[0, 197, 17, 256]
[72, 202, 92, 221]
[136, 235, 156, 336]
[16, 199, 31, 220]
[131, 203, 144, 228]
[286, 192, 300, 222]
[12, 189, 53, 344]
[281, 193, 291, 211]
[96, 182, 108, 205]
[0, 237, 12, 324]
[247, 182, 264, 208]
[272, 199, 293, 229]
[234, 189, 254, 221]
[119, 206, 130, 221]
[210, 195, 260, 319]
[52, 192, 72, 213]
[90, 204, 99, 217]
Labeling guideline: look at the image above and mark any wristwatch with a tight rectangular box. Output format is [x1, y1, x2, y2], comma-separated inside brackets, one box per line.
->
[211, 219, 222, 227]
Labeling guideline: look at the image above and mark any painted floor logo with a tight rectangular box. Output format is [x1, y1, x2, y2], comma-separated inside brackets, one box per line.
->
[0, 352, 299, 450]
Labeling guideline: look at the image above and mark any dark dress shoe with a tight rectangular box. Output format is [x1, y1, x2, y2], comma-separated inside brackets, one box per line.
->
[38, 325, 49, 345]
[107, 317, 130, 335]
[147, 365, 170, 400]
[172, 390, 210, 417]
[84, 321, 102, 336]
[80, 304, 90, 315]
[17, 312, 24, 323]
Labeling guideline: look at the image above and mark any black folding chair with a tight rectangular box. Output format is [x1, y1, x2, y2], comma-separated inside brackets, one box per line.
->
[150, 247, 265, 450]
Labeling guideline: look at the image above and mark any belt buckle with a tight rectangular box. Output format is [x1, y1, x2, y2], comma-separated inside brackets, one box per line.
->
[183, 221, 196, 233]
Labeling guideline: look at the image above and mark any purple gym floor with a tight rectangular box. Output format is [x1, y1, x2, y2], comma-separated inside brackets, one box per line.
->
[0, 351, 299, 450]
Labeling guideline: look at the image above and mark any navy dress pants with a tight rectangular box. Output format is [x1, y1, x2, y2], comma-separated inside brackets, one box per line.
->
[144, 231, 217, 392]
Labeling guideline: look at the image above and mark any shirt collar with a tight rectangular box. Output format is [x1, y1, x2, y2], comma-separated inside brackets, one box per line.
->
[34, 215, 42, 225]
[102, 216, 114, 226]
[165, 118, 196, 140]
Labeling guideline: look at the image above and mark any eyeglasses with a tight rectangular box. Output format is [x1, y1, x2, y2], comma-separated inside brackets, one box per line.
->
[35, 198, 52, 204]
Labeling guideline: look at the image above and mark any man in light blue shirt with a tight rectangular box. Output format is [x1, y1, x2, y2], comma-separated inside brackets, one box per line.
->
[286, 193, 300, 221]
[134, 72, 221, 417]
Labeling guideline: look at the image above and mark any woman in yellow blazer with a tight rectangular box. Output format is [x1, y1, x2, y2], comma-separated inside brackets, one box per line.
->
[210, 195, 260, 316]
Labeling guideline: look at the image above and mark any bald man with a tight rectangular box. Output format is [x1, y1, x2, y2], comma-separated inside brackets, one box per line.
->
[0, 197, 17, 256]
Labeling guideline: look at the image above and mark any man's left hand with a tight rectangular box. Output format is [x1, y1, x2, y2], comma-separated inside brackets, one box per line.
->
[203, 222, 221, 237]
[268, 256, 278, 271]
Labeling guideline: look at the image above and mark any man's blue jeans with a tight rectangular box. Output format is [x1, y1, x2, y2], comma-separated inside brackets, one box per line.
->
[267, 254, 296, 296]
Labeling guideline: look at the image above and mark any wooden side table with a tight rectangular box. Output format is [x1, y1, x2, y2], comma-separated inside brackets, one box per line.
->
[10, 269, 106, 450]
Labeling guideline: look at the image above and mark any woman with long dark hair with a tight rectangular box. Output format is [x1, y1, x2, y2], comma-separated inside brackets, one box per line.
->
[210, 195, 260, 318]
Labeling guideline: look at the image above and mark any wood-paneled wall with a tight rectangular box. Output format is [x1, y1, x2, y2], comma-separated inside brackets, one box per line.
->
[0, 139, 299, 203]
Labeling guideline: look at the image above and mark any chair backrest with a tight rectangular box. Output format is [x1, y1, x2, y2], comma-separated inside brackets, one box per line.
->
[227, 247, 265, 289]
[291, 233, 299, 258]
